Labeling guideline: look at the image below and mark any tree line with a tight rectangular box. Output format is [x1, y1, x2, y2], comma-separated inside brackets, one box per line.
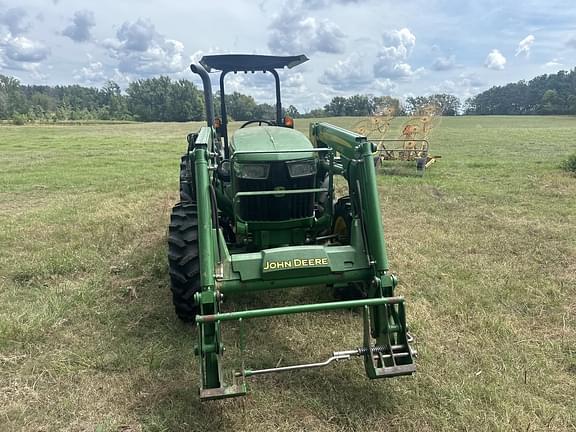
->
[2, 67, 575, 123]
[0, 73, 462, 124]
[0, 75, 206, 123]
[320, 94, 461, 117]
[465, 68, 576, 115]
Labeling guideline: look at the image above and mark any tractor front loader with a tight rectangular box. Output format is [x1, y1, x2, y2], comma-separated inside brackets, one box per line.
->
[168, 54, 416, 400]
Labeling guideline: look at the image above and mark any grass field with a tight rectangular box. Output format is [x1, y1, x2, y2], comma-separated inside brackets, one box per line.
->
[1, 116, 575, 431]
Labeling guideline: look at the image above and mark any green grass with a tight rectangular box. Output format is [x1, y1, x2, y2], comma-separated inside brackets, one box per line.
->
[1, 116, 575, 431]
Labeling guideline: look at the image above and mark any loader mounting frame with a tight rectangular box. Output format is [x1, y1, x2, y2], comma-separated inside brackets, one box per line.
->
[188, 121, 415, 400]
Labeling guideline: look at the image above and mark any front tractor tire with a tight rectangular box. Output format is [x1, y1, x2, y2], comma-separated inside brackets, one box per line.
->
[331, 197, 367, 300]
[179, 155, 196, 202]
[332, 197, 353, 244]
[168, 202, 200, 322]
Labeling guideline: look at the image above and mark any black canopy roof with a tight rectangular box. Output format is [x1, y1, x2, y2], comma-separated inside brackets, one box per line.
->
[199, 54, 308, 73]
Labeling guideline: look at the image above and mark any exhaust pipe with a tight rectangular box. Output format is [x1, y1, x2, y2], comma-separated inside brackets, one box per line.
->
[190, 63, 214, 127]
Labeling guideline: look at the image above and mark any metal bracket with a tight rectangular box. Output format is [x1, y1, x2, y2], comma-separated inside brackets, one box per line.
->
[200, 384, 247, 401]
[362, 304, 416, 379]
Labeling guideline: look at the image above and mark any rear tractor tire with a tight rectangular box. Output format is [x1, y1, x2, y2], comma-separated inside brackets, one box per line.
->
[168, 202, 200, 322]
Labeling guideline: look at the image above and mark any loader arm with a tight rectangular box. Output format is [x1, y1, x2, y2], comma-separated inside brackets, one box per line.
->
[310, 122, 389, 275]
[310, 122, 415, 378]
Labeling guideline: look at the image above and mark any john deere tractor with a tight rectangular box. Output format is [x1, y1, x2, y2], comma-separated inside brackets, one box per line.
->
[168, 54, 416, 400]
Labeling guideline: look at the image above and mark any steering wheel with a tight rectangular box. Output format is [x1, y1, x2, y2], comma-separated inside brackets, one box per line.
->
[239, 119, 274, 128]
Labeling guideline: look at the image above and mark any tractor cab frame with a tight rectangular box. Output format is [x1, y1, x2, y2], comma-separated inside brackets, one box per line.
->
[195, 54, 308, 158]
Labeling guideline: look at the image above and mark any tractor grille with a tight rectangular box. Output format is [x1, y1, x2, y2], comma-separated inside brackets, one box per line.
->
[238, 162, 315, 221]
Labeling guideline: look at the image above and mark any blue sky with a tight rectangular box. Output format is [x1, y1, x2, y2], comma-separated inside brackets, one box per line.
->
[1, 0, 575, 111]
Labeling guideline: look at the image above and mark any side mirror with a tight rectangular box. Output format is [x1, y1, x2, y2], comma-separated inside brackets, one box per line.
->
[217, 160, 231, 182]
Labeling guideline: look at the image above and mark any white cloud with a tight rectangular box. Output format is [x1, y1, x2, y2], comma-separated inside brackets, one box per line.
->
[428, 72, 484, 100]
[431, 55, 457, 71]
[567, 36, 576, 49]
[515, 34, 535, 57]
[0, 8, 30, 36]
[484, 49, 506, 70]
[62, 10, 96, 43]
[280, 71, 310, 106]
[283, 72, 305, 88]
[0, 35, 50, 71]
[306, 0, 370, 8]
[116, 19, 155, 51]
[190, 48, 223, 65]
[373, 28, 422, 79]
[374, 78, 397, 93]
[268, 10, 346, 55]
[210, 67, 310, 108]
[381, 28, 415, 60]
[319, 53, 399, 94]
[543, 59, 562, 69]
[73, 56, 106, 83]
[458, 72, 484, 89]
[103, 19, 185, 76]
[319, 54, 373, 91]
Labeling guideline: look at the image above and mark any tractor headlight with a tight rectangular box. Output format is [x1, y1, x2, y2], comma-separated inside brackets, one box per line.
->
[287, 159, 317, 178]
[235, 163, 270, 179]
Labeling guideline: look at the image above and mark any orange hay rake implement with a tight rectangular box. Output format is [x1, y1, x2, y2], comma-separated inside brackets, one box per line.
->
[352, 104, 441, 176]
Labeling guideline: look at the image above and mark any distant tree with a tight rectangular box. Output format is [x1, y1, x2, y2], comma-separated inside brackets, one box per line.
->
[302, 108, 327, 118]
[225, 92, 258, 121]
[284, 104, 300, 118]
[30, 92, 56, 112]
[167, 79, 204, 121]
[344, 94, 374, 116]
[55, 103, 71, 121]
[100, 81, 130, 120]
[404, 96, 429, 115]
[541, 89, 564, 114]
[127, 77, 171, 121]
[405, 94, 460, 116]
[321, 95, 406, 117]
[254, 102, 276, 120]
[372, 96, 401, 116]
[463, 97, 476, 115]
[324, 96, 347, 116]
[126, 76, 203, 122]
[0, 75, 25, 119]
[429, 94, 461, 116]
[466, 68, 576, 115]
[568, 95, 576, 114]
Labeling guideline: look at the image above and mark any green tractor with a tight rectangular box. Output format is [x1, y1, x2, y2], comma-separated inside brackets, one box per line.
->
[168, 54, 416, 400]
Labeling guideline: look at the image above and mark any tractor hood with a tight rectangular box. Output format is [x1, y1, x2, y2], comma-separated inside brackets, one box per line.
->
[231, 126, 314, 162]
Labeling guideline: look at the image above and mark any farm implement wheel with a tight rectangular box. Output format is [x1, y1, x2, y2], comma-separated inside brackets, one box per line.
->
[168, 202, 200, 322]
[352, 119, 372, 136]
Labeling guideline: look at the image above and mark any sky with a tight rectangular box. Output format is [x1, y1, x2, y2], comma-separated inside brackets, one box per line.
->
[1, 0, 576, 111]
